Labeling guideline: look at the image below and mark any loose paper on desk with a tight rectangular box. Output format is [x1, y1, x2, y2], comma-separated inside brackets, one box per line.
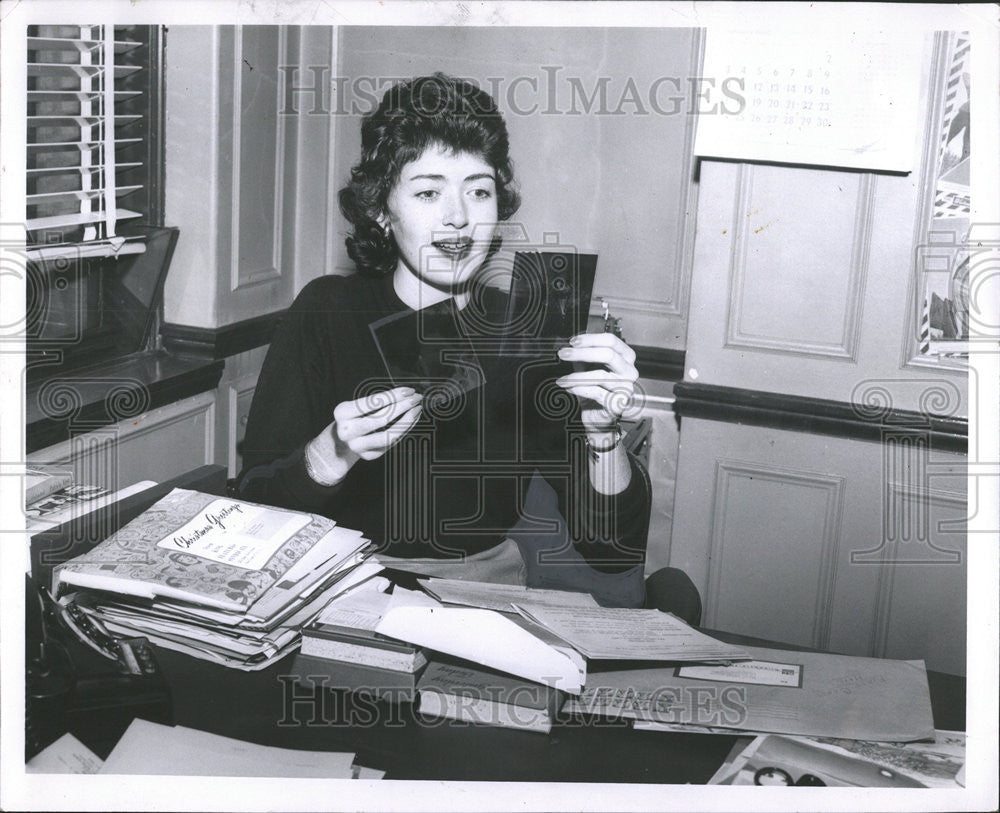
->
[312, 563, 387, 608]
[316, 579, 394, 630]
[242, 538, 373, 624]
[375, 588, 584, 694]
[26, 733, 103, 774]
[417, 577, 599, 614]
[99, 719, 356, 778]
[566, 644, 935, 742]
[513, 605, 751, 662]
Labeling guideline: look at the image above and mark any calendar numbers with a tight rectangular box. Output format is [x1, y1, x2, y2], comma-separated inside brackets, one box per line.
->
[698, 30, 921, 171]
[734, 52, 835, 133]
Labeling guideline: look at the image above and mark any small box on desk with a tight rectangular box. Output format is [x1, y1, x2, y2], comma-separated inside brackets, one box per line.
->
[288, 652, 426, 704]
[416, 660, 564, 734]
[300, 623, 428, 674]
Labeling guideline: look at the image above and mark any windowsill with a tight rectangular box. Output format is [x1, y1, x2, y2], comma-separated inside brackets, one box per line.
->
[25, 350, 225, 454]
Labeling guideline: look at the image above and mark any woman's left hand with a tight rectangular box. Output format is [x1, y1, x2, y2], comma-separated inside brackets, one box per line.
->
[555, 333, 639, 439]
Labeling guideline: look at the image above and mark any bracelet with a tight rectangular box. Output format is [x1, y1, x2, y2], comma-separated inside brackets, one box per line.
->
[303, 441, 342, 487]
[585, 426, 623, 455]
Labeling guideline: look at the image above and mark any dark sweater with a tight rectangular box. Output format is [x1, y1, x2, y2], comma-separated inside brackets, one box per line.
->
[235, 272, 649, 572]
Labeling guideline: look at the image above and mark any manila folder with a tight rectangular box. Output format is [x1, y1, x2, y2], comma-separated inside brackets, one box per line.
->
[568, 645, 935, 742]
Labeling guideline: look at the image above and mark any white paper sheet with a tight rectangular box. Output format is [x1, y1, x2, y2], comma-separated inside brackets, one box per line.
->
[376, 595, 584, 694]
[26, 733, 103, 774]
[317, 584, 394, 630]
[157, 499, 312, 569]
[99, 719, 355, 777]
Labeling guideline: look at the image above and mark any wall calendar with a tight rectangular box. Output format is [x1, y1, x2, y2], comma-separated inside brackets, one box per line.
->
[695, 30, 925, 172]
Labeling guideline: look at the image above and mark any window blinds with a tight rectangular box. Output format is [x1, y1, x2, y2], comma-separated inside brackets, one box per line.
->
[26, 24, 147, 261]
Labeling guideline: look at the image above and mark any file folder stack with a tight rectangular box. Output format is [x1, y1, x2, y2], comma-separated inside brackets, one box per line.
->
[52, 488, 381, 670]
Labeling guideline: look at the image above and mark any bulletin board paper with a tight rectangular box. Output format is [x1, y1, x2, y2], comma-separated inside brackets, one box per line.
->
[695, 29, 926, 172]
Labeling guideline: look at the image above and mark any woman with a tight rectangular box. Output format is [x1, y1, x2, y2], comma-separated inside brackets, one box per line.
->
[236, 73, 651, 607]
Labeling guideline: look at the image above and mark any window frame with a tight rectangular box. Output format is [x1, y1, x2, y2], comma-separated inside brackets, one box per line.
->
[25, 24, 167, 386]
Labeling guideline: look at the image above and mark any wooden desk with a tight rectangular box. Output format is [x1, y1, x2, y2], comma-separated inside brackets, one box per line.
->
[145, 639, 963, 784]
[29, 466, 965, 783]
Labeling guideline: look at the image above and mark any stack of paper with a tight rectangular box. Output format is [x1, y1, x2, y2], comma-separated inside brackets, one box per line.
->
[300, 579, 427, 673]
[53, 488, 380, 670]
[374, 583, 751, 696]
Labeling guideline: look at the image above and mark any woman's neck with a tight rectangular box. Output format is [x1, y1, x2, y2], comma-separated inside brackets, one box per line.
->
[392, 264, 470, 311]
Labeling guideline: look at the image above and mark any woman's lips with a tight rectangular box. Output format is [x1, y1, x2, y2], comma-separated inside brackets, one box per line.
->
[432, 238, 473, 257]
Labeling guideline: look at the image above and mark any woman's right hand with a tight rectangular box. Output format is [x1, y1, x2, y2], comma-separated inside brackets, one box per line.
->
[304, 387, 423, 486]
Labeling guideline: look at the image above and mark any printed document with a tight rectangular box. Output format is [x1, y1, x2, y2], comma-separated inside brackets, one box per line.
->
[157, 498, 312, 569]
[417, 577, 599, 613]
[513, 605, 751, 662]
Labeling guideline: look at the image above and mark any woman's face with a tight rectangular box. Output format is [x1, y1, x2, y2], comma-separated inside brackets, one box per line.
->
[383, 144, 499, 293]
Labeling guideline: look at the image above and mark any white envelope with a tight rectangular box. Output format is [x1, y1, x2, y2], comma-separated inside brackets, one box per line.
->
[376, 599, 584, 694]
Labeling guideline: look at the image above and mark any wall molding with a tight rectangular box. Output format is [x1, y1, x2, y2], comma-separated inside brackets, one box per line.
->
[162, 310, 682, 382]
[673, 381, 968, 453]
[591, 295, 681, 319]
[724, 166, 875, 361]
[229, 27, 246, 288]
[633, 346, 685, 382]
[161, 311, 283, 360]
[705, 460, 845, 649]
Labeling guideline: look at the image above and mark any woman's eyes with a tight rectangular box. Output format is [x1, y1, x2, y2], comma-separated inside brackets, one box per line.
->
[413, 187, 494, 201]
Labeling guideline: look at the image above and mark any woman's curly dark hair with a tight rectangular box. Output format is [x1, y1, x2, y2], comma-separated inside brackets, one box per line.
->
[339, 73, 521, 276]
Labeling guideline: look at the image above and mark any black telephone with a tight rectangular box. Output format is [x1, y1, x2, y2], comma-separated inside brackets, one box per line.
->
[25, 574, 172, 761]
